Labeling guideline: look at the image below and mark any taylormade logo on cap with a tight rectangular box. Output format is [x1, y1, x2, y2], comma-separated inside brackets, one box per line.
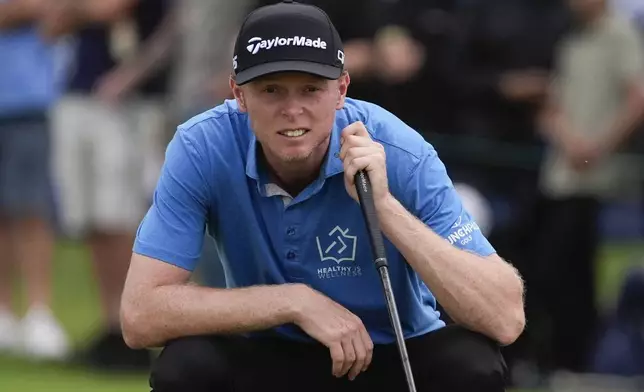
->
[246, 35, 327, 55]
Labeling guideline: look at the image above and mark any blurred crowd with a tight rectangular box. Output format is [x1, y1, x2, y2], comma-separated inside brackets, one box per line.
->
[1, 0, 644, 389]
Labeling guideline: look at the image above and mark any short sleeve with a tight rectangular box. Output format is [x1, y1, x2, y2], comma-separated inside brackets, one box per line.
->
[403, 147, 496, 257]
[133, 127, 211, 271]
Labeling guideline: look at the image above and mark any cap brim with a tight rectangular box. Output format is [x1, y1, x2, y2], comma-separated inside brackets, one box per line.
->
[234, 61, 343, 85]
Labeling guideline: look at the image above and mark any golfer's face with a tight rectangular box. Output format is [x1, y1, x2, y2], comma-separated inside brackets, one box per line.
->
[240, 72, 346, 163]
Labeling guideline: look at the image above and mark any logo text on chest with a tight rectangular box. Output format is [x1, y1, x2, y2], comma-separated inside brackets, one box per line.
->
[317, 265, 362, 279]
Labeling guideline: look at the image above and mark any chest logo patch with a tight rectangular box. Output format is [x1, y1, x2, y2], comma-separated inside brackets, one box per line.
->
[315, 226, 357, 264]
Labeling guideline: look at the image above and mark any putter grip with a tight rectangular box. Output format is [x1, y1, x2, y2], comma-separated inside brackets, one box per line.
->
[354, 171, 388, 269]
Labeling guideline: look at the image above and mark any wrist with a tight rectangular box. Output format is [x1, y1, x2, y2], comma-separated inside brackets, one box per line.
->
[375, 192, 400, 220]
[279, 283, 310, 325]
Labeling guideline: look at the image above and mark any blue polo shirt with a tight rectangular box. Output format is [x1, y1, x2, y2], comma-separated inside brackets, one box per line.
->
[134, 97, 496, 344]
[0, 25, 65, 118]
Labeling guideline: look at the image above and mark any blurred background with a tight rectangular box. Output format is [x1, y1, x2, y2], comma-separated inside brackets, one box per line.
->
[1, 0, 643, 391]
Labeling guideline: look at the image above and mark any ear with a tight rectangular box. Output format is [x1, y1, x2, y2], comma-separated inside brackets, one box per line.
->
[229, 75, 247, 112]
[335, 71, 350, 110]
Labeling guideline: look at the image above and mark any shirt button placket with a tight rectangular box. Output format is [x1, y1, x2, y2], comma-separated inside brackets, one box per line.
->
[285, 227, 297, 262]
[283, 210, 302, 279]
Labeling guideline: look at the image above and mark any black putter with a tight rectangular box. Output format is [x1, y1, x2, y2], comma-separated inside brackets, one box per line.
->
[354, 170, 417, 392]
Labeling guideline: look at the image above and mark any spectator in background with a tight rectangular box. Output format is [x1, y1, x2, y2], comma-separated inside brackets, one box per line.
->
[445, 0, 569, 145]
[364, 0, 458, 137]
[440, 0, 570, 383]
[537, 0, 644, 375]
[0, 0, 70, 360]
[38, 0, 174, 371]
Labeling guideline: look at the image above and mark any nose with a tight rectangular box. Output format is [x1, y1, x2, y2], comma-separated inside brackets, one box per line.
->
[280, 94, 304, 119]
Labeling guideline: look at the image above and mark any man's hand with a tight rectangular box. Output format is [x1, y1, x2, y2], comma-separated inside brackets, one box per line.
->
[343, 39, 374, 80]
[292, 285, 373, 381]
[374, 26, 425, 85]
[564, 137, 606, 172]
[339, 122, 389, 206]
[540, 112, 606, 172]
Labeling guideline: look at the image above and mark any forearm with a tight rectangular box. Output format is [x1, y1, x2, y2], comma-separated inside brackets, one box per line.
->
[121, 283, 300, 349]
[39, 0, 137, 39]
[114, 9, 178, 88]
[377, 195, 525, 345]
[0, 1, 41, 30]
[77, 0, 136, 23]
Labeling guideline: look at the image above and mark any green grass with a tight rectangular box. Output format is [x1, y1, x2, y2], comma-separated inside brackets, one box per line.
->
[0, 360, 146, 392]
[0, 242, 150, 392]
[0, 240, 642, 391]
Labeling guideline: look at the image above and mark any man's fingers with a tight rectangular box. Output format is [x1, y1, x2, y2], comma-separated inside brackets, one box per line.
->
[360, 328, 374, 372]
[341, 134, 372, 148]
[329, 342, 345, 377]
[339, 135, 374, 161]
[341, 121, 370, 138]
[339, 338, 356, 377]
[344, 156, 378, 181]
[348, 336, 366, 381]
[339, 145, 374, 163]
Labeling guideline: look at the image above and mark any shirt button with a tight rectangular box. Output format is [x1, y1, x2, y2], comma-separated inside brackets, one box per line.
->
[286, 227, 296, 236]
[286, 250, 296, 260]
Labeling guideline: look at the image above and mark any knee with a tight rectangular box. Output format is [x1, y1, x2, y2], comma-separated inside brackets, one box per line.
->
[150, 336, 232, 392]
[436, 328, 508, 391]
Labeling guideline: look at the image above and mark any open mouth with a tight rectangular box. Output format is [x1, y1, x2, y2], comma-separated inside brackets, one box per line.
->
[278, 129, 309, 138]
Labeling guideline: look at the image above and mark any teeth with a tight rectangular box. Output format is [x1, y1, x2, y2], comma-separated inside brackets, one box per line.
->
[283, 129, 306, 137]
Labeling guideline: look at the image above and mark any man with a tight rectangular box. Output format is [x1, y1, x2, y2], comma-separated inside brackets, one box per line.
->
[537, 0, 644, 374]
[121, 2, 525, 391]
[0, 0, 69, 360]
[41, 0, 173, 370]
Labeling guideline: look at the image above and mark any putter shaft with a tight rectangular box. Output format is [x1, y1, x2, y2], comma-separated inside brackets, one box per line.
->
[379, 265, 417, 392]
[354, 170, 417, 392]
